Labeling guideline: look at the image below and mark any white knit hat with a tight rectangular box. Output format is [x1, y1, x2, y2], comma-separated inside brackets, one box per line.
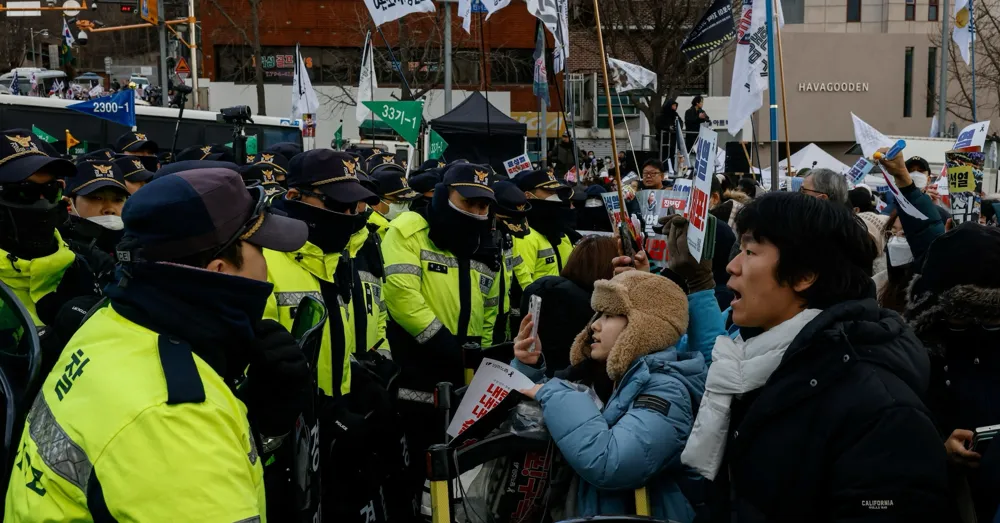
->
[857, 212, 890, 256]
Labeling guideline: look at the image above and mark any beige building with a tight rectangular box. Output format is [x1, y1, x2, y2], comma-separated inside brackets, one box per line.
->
[709, 0, 994, 167]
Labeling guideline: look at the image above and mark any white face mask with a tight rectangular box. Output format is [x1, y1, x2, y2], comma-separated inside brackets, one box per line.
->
[87, 215, 124, 231]
[544, 194, 562, 202]
[385, 202, 409, 221]
[447, 199, 489, 221]
[887, 236, 914, 267]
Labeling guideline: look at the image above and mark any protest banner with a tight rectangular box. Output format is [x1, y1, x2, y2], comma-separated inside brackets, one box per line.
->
[363, 0, 435, 27]
[947, 150, 984, 224]
[447, 359, 534, 438]
[954, 121, 991, 151]
[687, 127, 717, 262]
[504, 154, 531, 177]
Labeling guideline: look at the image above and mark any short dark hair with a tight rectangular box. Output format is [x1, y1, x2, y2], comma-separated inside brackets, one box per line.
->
[711, 174, 722, 197]
[561, 235, 617, 291]
[168, 239, 246, 270]
[692, 95, 703, 105]
[641, 158, 664, 173]
[737, 178, 756, 197]
[734, 192, 876, 309]
[848, 186, 876, 213]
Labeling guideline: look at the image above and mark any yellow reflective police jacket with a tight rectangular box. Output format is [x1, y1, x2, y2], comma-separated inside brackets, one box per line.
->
[0, 230, 76, 326]
[382, 211, 499, 364]
[368, 210, 391, 240]
[511, 227, 574, 289]
[264, 226, 387, 397]
[4, 305, 266, 522]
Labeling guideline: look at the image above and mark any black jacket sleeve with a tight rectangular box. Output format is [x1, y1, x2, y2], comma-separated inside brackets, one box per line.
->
[828, 405, 951, 522]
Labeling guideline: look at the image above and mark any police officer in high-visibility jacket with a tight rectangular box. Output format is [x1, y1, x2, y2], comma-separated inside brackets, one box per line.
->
[368, 163, 418, 239]
[491, 181, 532, 343]
[510, 169, 575, 289]
[5, 168, 311, 522]
[265, 149, 388, 397]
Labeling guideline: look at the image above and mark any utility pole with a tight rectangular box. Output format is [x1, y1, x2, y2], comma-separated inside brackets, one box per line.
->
[443, 0, 452, 112]
[188, 0, 199, 108]
[158, 0, 169, 107]
[938, 0, 949, 136]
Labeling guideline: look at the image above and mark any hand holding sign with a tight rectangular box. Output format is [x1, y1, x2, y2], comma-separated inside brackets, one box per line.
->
[874, 145, 913, 188]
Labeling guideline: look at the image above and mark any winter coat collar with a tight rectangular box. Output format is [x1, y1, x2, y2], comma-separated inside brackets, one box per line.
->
[603, 350, 706, 425]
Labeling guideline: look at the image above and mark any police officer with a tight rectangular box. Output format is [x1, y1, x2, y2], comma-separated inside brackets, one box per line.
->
[511, 169, 575, 289]
[113, 154, 155, 194]
[491, 181, 532, 343]
[5, 168, 310, 521]
[58, 159, 129, 282]
[368, 163, 418, 239]
[114, 131, 159, 159]
[245, 152, 290, 189]
[0, 130, 101, 328]
[265, 149, 389, 397]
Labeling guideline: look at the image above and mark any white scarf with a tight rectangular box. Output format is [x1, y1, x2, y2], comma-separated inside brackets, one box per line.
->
[681, 308, 822, 480]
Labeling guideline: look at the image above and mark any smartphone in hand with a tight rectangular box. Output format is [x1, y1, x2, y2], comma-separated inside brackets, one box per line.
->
[527, 295, 542, 353]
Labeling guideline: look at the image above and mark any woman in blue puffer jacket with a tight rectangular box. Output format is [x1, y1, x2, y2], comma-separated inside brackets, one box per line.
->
[512, 268, 722, 522]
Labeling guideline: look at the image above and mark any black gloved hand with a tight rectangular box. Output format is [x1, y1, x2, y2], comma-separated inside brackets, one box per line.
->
[246, 319, 311, 438]
[36, 257, 101, 327]
[665, 215, 715, 293]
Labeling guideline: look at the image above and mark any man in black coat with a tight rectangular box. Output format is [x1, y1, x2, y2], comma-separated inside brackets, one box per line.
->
[684, 95, 710, 151]
[683, 192, 950, 522]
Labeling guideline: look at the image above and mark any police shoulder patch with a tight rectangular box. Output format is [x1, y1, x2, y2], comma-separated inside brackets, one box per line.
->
[633, 394, 671, 416]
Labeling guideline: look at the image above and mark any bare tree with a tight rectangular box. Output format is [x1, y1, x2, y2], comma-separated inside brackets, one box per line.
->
[931, 0, 1000, 125]
[205, 0, 267, 115]
[570, 0, 731, 126]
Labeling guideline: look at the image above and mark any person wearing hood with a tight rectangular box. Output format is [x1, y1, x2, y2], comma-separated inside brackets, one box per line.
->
[58, 159, 130, 285]
[369, 163, 419, 239]
[681, 191, 949, 522]
[511, 169, 576, 290]
[656, 98, 681, 157]
[5, 168, 311, 521]
[264, 149, 388, 397]
[904, 224, 1000, 522]
[0, 129, 103, 329]
[512, 268, 714, 521]
[382, 162, 501, 462]
[491, 180, 532, 343]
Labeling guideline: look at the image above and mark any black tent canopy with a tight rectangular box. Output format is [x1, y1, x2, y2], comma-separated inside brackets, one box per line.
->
[428, 92, 527, 173]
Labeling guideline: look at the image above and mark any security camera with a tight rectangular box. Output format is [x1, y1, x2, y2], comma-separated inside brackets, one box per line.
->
[77, 31, 88, 45]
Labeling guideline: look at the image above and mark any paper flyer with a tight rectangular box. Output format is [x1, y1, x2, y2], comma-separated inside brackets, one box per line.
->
[447, 359, 535, 438]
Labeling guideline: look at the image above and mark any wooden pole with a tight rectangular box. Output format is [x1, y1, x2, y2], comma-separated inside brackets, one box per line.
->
[774, 0, 793, 176]
[592, 0, 628, 226]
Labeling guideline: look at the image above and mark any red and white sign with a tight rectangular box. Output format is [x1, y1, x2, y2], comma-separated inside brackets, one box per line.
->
[504, 154, 532, 178]
[447, 359, 534, 438]
[174, 56, 191, 80]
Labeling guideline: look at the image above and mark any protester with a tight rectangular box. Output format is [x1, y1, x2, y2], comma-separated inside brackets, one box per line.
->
[58, 159, 128, 279]
[112, 155, 155, 194]
[876, 147, 946, 270]
[552, 132, 576, 178]
[684, 96, 710, 151]
[266, 149, 388, 397]
[849, 185, 877, 213]
[577, 185, 613, 232]
[856, 210, 890, 292]
[904, 223, 1000, 522]
[680, 191, 949, 521]
[709, 175, 751, 231]
[641, 158, 668, 190]
[4, 169, 310, 521]
[656, 98, 681, 155]
[511, 169, 576, 290]
[799, 168, 849, 205]
[0, 130, 103, 328]
[369, 163, 419, 239]
[512, 263, 719, 521]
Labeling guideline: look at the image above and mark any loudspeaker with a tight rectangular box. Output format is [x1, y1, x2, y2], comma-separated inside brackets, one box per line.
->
[725, 142, 750, 174]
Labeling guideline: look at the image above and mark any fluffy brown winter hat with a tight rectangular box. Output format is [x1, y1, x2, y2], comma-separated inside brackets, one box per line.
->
[569, 270, 689, 381]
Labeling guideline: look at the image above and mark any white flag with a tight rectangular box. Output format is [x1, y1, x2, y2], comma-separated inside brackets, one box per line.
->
[930, 113, 939, 137]
[460, 0, 513, 33]
[850, 113, 894, 159]
[953, 0, 972, 65]
[608, 58, 657, 93]
[363, 0, 434, 27]
[526, 0, 570, 64]
[726, 0, 783, 136]
[292, 44, 320, 119]
[89, 84, 104, 97]
[356, 33, 378, 124]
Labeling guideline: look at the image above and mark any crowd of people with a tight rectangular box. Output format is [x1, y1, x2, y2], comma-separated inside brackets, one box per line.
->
[0, 120, 995, 523]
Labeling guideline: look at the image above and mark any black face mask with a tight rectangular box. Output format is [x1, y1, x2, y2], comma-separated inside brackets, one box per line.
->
[527, 199, 575, 242]
[426, 185, 491, 257]
[278, 198, 368, 254]
[0, 202, 67, 260]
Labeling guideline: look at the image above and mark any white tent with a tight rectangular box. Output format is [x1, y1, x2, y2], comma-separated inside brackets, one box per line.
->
[761, 143, 852, 177]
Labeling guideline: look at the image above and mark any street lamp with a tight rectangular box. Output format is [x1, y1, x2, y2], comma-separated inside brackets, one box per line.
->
[28, 29, 49, 68]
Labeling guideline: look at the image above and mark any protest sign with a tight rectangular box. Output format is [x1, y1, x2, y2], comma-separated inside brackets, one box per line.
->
[851, 113, 895, 159]
[363, 100, 423, 145]
[946, 150, 984, 224]
[954, 121, 991, 151]
[504, 154, 531, 177]
[447, 359, 535, 438]
[602, 192, 624, 229]
[876, 163, 929, 220]
[68, 88, 136, 128]
[846, 157, 874, 186]
[687, 127, 717, 262]
[363, 0, 435, 27]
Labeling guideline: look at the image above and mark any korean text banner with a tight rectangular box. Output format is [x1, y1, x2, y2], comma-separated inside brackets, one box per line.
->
[363, 0, 435, 27]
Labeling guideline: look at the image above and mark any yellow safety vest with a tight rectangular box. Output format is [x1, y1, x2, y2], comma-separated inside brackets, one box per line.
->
[511, 227, 574, 289]
[0, 230, 76, 326]
[4, 305, 266, 522]
[367, 210, 391, 240]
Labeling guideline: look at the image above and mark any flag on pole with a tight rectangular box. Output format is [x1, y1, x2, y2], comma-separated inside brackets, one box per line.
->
[62, 17, 75, 48]
[334, 124, 344, 149]
[66, 130, 80, 155]
[32, 125, 57, 143]
[607, 58, 657, 93]
[89, 84, 104, 97]
[356, 32, 378, 124]
[726, 0, 784, 136]
[459, 0, 512, 33]
[9, 71, 19, 96]
[680, 0, 736, 63]
[292, 44, 320, 119]
[526, 0, 569, 67]
[532, 23, 549, 106]
[953, 0, 972, 65]
[363, 0, 434, 27]
[49, 79, 65, 96]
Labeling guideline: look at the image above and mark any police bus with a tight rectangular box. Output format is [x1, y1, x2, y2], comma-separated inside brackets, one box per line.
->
[0, 94, 303, 154]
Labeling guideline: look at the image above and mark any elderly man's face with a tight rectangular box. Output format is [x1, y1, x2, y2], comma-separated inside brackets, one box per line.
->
[799, 175, 829, 200]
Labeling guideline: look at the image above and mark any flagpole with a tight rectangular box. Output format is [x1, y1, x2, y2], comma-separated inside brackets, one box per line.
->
[774, 0, 792, 176]
[970, 0, 977, 122]
[765, 0, 779, 191]
[591, 0, 629, 228]
[615, 91, 641, 176]
[554, 0, 581, 179]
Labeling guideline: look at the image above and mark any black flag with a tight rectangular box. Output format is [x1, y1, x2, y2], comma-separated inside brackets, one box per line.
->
[680, 0, 736, 63]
